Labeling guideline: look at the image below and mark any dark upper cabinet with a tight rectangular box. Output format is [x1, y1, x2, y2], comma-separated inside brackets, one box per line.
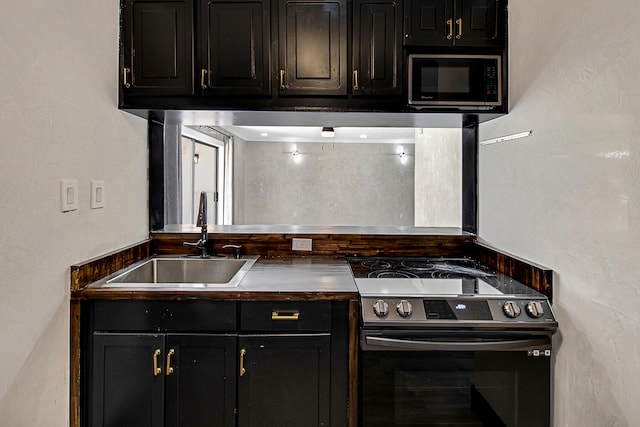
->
[91, 333, 236, 427]
[404, 0, 503, 47]
[237, 334, 332, 427]
[277, 0, 348, 95]
[120, 0, 194, 95]
[352, 0, 403, 96]
[198, 0, 271, 95]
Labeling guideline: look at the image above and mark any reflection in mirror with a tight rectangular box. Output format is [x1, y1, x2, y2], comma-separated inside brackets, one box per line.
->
[164, 126, 461, 227]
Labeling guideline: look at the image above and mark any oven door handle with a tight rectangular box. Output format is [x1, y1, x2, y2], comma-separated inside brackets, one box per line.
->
[364, 336, 551, 352]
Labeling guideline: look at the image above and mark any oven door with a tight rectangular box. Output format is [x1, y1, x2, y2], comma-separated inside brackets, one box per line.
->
[360, 330, 552, 427]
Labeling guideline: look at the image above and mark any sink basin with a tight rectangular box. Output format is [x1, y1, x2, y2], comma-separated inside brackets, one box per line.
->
[97, 256, 258, 288]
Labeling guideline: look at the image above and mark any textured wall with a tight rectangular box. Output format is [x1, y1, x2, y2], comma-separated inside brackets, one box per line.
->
[240, 141, 415, 225]
[479, 0, 640, 425]
[414, 129, 462, 227]
[0, 1, 148, 425]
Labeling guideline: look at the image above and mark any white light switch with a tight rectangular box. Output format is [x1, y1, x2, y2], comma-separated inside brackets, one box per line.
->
[60, 179, 79, 212]
[91, 180, 105, 209]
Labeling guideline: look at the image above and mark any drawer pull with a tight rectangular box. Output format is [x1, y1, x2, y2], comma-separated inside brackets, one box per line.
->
[271, 310, 300, 321]
[152, 349, 162, 376]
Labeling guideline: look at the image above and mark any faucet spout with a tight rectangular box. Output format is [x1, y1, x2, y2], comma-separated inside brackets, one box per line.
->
[183, 192, 209, 258]
[196, 191, 207, 228]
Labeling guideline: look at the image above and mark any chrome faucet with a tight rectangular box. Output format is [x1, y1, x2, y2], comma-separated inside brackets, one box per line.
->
[183, 191, 209, 258]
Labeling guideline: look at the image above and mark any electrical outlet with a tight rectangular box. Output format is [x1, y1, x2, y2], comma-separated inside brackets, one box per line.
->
[292, 238, 312, 251]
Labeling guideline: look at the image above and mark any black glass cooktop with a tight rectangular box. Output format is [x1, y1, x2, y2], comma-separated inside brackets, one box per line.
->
[347, 256, 543, 297]
[347, 256, 497, 279]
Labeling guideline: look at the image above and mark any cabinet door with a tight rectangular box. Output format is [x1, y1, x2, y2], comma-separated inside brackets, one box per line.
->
[121, 0, 193, 94]
[353, 0, 403, 96]
[165, 334, 237, 427]
[199, 0, 270, 95]
[237, 334, 331, 427]
[278, 0, 347, 95]
[403, 0, 451, 46]
[454, 0, 502, 47]
[91, 333, 165, 427]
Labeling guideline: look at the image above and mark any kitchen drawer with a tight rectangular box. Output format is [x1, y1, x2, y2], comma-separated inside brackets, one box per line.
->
[91, 300, 237, 332]
[240, 301, 331, 332]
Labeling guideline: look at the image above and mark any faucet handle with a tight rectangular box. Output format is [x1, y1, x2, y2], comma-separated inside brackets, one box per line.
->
[222, 244, 242, 259]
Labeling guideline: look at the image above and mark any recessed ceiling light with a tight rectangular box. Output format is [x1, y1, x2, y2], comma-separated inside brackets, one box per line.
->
[260, 132, 268, 137]
[360, 134, 367, 139]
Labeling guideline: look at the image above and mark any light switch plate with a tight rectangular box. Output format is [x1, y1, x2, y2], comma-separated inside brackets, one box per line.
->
[90, 180, 105, 209]
[60, 179, 79, 212]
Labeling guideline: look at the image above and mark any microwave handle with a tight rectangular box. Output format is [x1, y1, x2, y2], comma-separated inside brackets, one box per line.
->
[364, 336, 551, 352]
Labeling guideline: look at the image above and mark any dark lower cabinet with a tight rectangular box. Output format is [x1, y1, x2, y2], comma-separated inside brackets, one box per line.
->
[91, 333, 236, 427]
[83, 300, 349, 427]
[91, 334, 164, 427]
[237, 334, 331, 427]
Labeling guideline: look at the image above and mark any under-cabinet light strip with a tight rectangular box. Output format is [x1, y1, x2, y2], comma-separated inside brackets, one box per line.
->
[480, 130, 533, 146]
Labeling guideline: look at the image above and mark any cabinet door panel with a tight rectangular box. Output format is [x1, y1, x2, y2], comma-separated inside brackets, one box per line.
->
[455, 0, 502, 47]
[403, 0, 451, 46]
[238, 334, 331, 427]
[200, 0, 270, 94]
[353, 0, 402, 95]
[91, 333, 164, 427]
[122, 0, 194, 94]
[278, 0, 347, 95]
[165, 334, 237, 427]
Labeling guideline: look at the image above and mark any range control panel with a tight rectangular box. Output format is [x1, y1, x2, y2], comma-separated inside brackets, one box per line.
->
[361, 297, 558, 329]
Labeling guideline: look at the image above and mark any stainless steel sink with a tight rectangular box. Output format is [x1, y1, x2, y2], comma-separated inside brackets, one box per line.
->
[96, 255, 258, 288]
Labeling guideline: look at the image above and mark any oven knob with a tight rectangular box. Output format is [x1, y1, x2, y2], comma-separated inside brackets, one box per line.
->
[396, 300, 413, 317]
[373, 300, 389, 317]
[526, 301, 545, 318]
[502, 301, 521, 318]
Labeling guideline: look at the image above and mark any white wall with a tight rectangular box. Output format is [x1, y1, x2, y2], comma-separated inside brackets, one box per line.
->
[479, 0, 640, 425]
[0, 1, 148, 425]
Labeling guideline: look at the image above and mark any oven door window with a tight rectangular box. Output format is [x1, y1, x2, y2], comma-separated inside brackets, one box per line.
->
[361, 350, 550, 427]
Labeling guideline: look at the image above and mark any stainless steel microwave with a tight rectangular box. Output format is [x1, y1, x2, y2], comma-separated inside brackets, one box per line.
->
[408, 54, 502, 107]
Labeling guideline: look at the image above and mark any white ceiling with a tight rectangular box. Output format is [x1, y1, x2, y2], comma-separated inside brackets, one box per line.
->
[218, 126, 417, 144]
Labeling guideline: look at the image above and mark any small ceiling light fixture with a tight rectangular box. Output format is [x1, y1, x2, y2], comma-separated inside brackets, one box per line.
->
[360, 133, 367, 139]
[292, 150, 300, 157]
[260, 132, 268, 137]
[321, 126, 335, 138]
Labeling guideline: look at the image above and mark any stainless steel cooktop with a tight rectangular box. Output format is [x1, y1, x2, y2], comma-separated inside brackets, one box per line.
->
[347, 256, 558, 331]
